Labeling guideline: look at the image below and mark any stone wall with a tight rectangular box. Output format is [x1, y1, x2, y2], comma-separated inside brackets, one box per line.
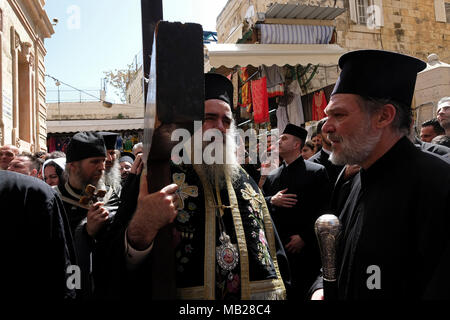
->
[216, 0, 450, 63]
[47, 101, 144, 121]
[0, 0, 54, 152]
[126, 67, 144, 105]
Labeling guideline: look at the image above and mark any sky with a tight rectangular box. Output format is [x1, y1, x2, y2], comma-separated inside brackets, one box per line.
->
[44, 0, 228, 103]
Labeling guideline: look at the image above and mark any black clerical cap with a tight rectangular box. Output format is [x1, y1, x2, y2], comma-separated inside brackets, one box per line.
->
[205, 73, 233, 109]
[332, 50, 426, 107]
[119, 152, 135, 164]
[99, 132, 119, 150]
[66, 131, 106, 163]
[283, 124, 307, 141]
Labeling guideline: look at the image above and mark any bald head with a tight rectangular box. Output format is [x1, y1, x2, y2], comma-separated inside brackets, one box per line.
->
[0, 145, 20, 170]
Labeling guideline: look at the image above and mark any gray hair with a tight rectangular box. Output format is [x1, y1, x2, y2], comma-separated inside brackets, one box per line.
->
[358, 96, 411, 136]
[437, 96, 450, 112]
[132, 142, 143, 154]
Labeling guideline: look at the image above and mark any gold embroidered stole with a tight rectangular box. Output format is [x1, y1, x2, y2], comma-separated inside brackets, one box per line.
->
[176, 165, 286, 300]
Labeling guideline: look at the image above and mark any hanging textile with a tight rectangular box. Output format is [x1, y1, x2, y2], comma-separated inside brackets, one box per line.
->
[261, 65, 284, 98]
[116, 135, 123, 151]
[276, 106, 288, 134]
[123, 136, 133, 152]
[286, 80, 305, 126]
[312, 90, 327, 121]
[259, 24, 334, 44]
[251, 77, 269, 124]
[47, 137, 56, 153]
[232, 72, 239, 110]
[240, 104, 251, 120]
[239, 67, 252, 112]
[61, 137, 70, 154]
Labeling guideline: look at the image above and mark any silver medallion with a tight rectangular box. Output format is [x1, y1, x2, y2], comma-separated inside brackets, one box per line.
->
[216, 232, 239, 276]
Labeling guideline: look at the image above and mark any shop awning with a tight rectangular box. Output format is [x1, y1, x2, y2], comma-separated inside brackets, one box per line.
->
[204, 43, 346, 71]
[264, 3, 346, 20]
[47, 118, 145, 133]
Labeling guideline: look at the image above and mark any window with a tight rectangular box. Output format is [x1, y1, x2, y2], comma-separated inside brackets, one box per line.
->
[446, 2, 450, 22]
[356, 0, 373, 25]
[435, 0, 448, 22]
[349, 0, 383, 28]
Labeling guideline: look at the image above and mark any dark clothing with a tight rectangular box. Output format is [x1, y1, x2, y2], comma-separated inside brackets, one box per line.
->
[311, 137, 450, 299]
[241, 163, 261, 186]
[0, 171, 76, 300]
[414, 139, 450, 162]
[56, 181, 120, 299]
[263, 156, 332, 299]
[89, 173, 142, 299]
[308, 148, 344, 186]
[94, 164, 289, 300]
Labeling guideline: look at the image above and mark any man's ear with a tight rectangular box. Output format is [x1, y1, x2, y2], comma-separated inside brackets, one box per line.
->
[30, 168, 38, 177]
[375, 104, 396, 129]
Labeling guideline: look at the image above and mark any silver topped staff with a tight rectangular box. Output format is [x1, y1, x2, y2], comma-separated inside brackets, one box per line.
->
[315, 214, 341, 300]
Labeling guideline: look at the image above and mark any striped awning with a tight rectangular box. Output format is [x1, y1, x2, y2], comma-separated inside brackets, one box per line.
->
[258, 24, 334, 44]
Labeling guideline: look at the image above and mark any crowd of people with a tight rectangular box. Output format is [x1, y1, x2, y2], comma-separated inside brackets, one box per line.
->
[1, 49, 449, 302]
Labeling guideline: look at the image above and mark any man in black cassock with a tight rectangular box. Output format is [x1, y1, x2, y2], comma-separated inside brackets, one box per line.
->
[55, 131, 120, 299]
[308, 117, 344, 186]
[263, 124, 331, 300]
[0, 170, 76, 301]
[310, 50, 450, 300]
[99, 132, 123, 197]
[93, 73, 289, 300]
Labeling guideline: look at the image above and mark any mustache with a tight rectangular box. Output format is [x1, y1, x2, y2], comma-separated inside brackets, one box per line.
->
[327, 133, 343, 143]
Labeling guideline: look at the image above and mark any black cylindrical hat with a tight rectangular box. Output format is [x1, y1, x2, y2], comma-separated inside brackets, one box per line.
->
[99, 132, 119, 150]
[205, 73, 233, 109]
[66, 131, 107, 163]
[332, 50, 426, 107]
[283, 124, 307, 141]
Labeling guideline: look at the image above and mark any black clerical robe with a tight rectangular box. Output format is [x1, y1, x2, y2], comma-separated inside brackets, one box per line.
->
[93, 163, 288, 300]
[415, 140, 450, 162]
[0, 171, 76, 300]
[55, 182, 120, 299]
[308, 148, 344, 186]
[311, 137, 450, 299]
[263, 156, 331, 299]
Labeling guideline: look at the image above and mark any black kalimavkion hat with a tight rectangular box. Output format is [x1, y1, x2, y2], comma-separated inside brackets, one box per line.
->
[98, 132, 119, 150]
[331, 50, 426, 107]
[205, 73, 233, 109]
[66, 131, 107, 163]
[283, 124, 307, 142]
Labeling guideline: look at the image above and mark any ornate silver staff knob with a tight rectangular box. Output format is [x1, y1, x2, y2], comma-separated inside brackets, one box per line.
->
[315, 214, 341, 282]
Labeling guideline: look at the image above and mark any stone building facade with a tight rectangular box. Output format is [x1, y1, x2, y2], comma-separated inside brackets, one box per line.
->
[0, 0, 54, 152]
[217, 0, 450, 63]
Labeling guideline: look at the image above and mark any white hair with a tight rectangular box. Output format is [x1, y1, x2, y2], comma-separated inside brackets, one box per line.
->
[437, 96, 450, 112]
[132, 142, 143, 153]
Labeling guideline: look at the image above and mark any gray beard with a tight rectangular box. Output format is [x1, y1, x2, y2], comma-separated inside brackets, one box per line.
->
[101, 160, 122, 192]
[200, 126, 241, 188]
[329, 124, 381, 166]
[200, 163, 241, 189]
